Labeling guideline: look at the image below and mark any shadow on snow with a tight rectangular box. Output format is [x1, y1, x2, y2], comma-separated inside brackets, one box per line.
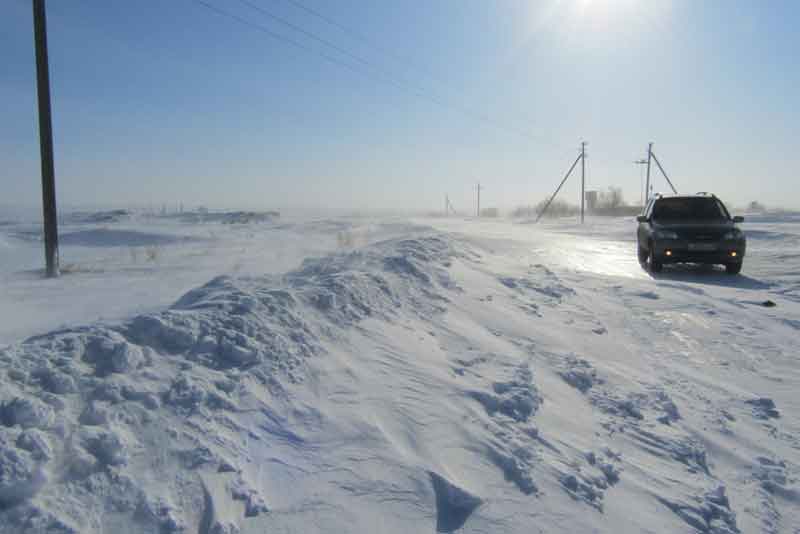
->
[640, 261, 773, 290]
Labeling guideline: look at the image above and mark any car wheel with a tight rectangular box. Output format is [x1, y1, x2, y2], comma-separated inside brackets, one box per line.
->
[648, 244, 663, 273]
[637, 243, 648, 264]
[725, 262, 742, 275]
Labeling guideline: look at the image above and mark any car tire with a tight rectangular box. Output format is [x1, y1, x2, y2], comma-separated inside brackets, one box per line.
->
[725, 262, 742, 275]
[648, 244, 663, 273]
[638, 244, 648, 264]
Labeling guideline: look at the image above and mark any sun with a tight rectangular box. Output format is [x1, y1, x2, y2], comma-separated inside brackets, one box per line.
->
[523, 0, 651, 46]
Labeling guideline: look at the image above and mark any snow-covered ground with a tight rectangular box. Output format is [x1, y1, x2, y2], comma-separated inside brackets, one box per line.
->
[0, 210, 411, 345]
[1, 209, 799, 533]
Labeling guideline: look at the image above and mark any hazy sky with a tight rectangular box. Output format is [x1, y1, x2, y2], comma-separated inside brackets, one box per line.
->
[2, 0, 798, 213]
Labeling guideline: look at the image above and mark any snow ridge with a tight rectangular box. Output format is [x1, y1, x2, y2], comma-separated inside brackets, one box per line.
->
[0, 235, 457, 533]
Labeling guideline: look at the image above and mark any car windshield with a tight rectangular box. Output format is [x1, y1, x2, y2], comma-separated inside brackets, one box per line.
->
[652, 198, 728, 221]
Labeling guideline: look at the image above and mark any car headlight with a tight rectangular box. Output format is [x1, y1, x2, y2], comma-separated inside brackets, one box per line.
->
[723, 229, 742, 240]
[654, 230, 678, 239]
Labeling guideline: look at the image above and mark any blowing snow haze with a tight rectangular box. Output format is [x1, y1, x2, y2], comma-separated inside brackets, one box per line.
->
[2, 1, 800, 533]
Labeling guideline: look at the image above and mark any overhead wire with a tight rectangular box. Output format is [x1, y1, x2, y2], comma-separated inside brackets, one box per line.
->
[272, 0, 454, 90]
[272, 0, 577, 155]
[191, 0, 575, 154]
[273, 0, 593, 164]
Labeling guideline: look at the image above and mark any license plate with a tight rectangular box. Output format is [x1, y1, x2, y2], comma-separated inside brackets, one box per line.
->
[688, 242, 717, 251]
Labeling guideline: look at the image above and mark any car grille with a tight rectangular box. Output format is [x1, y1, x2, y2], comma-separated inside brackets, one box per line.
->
[676, 230, 724, 241]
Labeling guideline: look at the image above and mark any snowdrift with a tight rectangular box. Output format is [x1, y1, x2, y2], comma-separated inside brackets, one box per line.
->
[0, 236, 462, 533]
[58, 229, 200, 248]
[65, 210, 132, 225]
[1, 225, 798, 533]
[175, 211, 280, 225]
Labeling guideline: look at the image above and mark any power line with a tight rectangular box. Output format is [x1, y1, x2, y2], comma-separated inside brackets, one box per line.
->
[236, 0, 381, 74]
[273, 0, 453, 89]
[192, 0, 470, 127]
[266, 0, 570, 152]
[237, 0, 568, 149]
[190, 0, 570, 151]
[192, 0, 371, 76]
[274, 0, 676, 172]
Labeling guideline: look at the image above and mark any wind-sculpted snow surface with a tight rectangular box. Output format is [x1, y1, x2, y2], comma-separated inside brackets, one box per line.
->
[0, 236, 461, 533]
[2, 217, 800, 533]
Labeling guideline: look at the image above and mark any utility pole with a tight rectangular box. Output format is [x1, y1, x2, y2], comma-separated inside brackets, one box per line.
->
[446, 196, 457, 216]
[634, 159, 648, 207]
[580, 141, 587, 224]
[476, 183, 482, 217]
[642, 143, 678, 198]
[645, 142, 653, 203]
[536, 146, 583, 223]
[650, 151, 678, 195]
[33, 0, 59, 278]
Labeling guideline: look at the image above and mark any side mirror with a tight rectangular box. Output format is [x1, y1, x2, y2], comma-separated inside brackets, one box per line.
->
[733, 216, 744, 223]
[636, 215, 648, 223]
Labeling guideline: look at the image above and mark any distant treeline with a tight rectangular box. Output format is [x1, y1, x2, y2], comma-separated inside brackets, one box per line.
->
[511, 186, 642, 219]
[511, 200, 579, 219]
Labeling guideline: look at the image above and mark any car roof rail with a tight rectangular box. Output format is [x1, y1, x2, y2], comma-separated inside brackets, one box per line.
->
[695, 192, 717, 198]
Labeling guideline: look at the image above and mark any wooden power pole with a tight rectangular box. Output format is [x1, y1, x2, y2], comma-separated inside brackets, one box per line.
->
[535, 146, 583, 223]
[634, 159, 648, 206]
[33, 0, 59, 277]
[580, 141, 586, 224]
[645, 142, 653, 204]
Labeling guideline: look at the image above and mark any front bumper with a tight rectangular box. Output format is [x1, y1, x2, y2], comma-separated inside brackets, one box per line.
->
[653, 239, 746, 264]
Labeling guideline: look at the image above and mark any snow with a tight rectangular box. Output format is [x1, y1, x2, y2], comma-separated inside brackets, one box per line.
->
[0, 211, 411, 344]
[0, 208, 799, 533]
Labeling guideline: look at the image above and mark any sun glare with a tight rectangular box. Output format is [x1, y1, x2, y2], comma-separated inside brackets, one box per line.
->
[523, 0, 651, 48]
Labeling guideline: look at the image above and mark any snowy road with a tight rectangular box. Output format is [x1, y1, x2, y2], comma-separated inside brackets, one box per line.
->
[415, 215, 800, 533]
[1, 211, 799, 533]
[420, 215, 776, 281]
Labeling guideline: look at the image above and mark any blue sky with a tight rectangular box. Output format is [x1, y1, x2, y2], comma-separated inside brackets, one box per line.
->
[2, 0, 798, 212]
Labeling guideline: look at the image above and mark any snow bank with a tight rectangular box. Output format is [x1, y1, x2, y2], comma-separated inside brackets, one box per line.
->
[175, 211, 279, 225]
[0, 235, 457, 533]
[58, 229, 199, 248]
[66, 210, 132, 225]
